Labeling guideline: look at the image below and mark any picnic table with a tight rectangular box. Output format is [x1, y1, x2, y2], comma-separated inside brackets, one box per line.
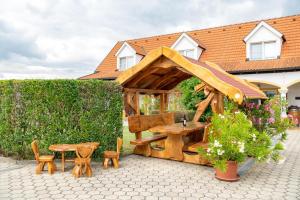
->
[149, 121, 205, 161]
[49, 142, 99, 172]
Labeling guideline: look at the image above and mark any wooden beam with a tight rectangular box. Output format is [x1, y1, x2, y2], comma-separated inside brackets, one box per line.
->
[193, 92, 215, 122]
[194, 82, 206, 92]
[130, 68, 161, 87]
[151, 57, 179, 69]
[124, 88, 171, 94]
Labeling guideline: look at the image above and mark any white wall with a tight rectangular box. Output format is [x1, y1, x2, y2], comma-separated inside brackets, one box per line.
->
[287, 82, 300, 107]
[237, 71, 300, 88]
[118, 45, 135, 57]
[237, 71, 300, 106]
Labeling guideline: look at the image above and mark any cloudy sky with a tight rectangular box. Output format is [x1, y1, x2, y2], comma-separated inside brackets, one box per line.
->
[0, 0, 299, 79]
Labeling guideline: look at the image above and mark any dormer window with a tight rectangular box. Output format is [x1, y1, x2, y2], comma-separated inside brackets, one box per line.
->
[119, 56, 134, 71]
[250, 41, 276, 60]
[244, 21, 283, 61]
[178, 49, 195, 58]
[115, 42, 146, 71]
[171, 33, 205, 60]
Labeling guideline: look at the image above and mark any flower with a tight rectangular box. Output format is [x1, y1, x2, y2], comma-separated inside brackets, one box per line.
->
[207, 148, 211, 153]
[238, 141, 245, 153]
[218, 114, 225, 119]
[268, 117, 275, 124]
[252, 133, 256, 141]
[217, 149, 225, 156]
[214, 140, 222, 148]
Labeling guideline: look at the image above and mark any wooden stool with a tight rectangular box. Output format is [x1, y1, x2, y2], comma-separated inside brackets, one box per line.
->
[31, 140, 56, 175]
[103, 137, 123, 169]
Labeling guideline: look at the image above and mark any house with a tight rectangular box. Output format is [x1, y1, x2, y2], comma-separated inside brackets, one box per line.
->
[80, 14, 300, 113]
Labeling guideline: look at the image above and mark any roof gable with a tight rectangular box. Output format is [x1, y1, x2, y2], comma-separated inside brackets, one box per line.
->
[117, 46, 266, 103]
[244, 21, 283, 42]
[115, 42, 136, 57]
[171, 32, 205, 49]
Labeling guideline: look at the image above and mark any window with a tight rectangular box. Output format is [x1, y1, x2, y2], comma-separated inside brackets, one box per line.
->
[250, 41, 276, 60]
[119, 56, 134, 71]
[264, 41, 276, 59]
[178, 49, 195, 58]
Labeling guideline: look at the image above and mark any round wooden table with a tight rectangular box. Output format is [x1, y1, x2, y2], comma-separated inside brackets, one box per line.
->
[49, 142, 99, 172]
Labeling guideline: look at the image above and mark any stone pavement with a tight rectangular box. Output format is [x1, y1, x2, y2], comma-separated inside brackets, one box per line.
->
[0, 130, 300, 200]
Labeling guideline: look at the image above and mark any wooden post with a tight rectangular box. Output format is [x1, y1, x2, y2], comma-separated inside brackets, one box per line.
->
[160, 93, 165, 113]
[134, 92, 140, 115]
[164, 93, 168, 112]
[217, 92, 224, 114]
[134, 92, 141, 140]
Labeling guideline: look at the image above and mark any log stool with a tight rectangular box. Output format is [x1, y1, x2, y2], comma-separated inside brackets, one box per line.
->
[103, 137, 123, 169]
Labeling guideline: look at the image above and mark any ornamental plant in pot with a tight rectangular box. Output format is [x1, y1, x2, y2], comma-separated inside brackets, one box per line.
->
[198, 105, 279, 182]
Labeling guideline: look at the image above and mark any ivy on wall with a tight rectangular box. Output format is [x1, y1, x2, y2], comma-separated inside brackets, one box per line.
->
[0, 80, 123, 159]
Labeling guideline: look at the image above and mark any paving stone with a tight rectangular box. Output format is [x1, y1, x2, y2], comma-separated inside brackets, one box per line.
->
[0, 130, 299, 200]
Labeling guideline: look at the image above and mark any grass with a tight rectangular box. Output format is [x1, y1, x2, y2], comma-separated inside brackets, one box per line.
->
[122, 126, 153, 155]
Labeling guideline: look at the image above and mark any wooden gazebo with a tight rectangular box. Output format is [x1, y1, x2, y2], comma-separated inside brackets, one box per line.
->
[117, 46, 266, 164]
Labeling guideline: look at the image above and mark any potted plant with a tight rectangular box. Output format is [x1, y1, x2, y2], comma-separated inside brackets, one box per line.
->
[199, 106, 280, 182]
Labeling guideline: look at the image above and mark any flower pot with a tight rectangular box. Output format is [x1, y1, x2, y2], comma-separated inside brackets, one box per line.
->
[215, 161, 240, 182]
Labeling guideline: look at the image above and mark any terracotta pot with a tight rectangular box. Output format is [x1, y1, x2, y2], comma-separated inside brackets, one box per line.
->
[215, 161, 240, 182]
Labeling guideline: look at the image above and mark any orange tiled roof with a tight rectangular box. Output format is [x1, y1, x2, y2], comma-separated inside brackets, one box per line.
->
[81, 14, 300, 79]
[127, 42, 147, 55]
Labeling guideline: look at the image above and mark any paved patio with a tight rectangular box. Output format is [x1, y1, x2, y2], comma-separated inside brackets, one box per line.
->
[0, 130, 299, 200]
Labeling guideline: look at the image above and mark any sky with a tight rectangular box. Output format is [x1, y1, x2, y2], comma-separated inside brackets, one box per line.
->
[0, 0, 299, 79]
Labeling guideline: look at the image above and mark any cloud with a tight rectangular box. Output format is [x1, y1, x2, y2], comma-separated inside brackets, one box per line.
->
[0, 0, 299, 79]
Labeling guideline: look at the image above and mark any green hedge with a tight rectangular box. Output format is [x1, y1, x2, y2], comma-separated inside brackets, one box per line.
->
[0, 80, 123, 159]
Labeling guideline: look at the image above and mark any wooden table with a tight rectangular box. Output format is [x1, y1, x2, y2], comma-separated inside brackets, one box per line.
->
[49, 142, 99, 172]
[149, 122, 204, 161]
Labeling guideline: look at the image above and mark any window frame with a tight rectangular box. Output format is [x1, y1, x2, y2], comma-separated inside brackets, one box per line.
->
[178, 49, 195, 58]
[249, 40, 277, 61]
[118, 56, 134, 71]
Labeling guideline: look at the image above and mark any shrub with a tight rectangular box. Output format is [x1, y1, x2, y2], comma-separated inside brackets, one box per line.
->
[242, 96, 292, 139]
[0, 80, 123, 159]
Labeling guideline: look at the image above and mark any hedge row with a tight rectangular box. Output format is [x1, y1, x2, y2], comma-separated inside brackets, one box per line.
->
[0, 80, 123, 159]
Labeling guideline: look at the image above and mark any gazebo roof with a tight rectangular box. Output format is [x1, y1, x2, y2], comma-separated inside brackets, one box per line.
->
[117, 46, 266, 104]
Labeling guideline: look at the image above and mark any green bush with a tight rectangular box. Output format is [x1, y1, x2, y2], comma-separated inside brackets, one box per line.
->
[178, 77, 212, 121]
[0, 80, 123, 159]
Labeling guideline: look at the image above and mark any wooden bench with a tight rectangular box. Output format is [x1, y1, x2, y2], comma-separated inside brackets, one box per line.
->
[130, 134, 167, 145]
[128, 113, 174, 156]
[183, 124, 211, 165]
[183, 123, 211, 153]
